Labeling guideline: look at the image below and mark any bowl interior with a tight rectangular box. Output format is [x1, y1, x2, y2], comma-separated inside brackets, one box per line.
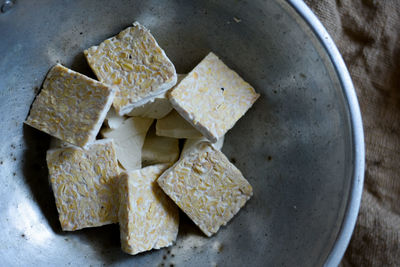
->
[0, 0, 353, 266]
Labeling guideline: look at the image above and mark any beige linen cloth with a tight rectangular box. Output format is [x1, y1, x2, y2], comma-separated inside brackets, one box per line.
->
[304, 0, 400, 266]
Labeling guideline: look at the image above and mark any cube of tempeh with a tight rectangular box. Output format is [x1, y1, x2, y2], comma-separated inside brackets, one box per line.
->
[84, 22, 177, 115]
[169, 52, 259, 143]
[25, 64, 115, 148]
[46, 139, 120, 231]
[157, 142, 252, 237]
[118, 164, 179, 255]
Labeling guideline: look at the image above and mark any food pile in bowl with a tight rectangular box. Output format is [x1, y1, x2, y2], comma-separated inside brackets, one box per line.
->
[24, 21, 259, 255]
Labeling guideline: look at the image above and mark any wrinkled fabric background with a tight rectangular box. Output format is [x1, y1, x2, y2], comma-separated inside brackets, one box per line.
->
[304, 0, 400, 266]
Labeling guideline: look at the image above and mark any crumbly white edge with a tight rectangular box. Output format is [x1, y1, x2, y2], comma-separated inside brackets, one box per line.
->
[83, 87, 116, 149]
[126, 74, 185, 118]
[127, 98, 172, 119]
[155, 126, 203, 139]
[118, 73, 177, 116]
[47, 138, 114, 155]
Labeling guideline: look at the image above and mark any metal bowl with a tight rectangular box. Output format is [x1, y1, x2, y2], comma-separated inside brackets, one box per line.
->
[0, 0, 364, 266]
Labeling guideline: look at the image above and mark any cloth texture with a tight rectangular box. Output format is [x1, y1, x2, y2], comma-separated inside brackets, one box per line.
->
[304, 0, 400, 266]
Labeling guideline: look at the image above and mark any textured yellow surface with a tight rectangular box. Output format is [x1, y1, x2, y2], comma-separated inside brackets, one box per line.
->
[25, 64, 115, 148]
[156, 110, 203, 139]
[46, 139, 120, 231]
[157, 142, 252, 237]
[118, 164, 179, 255]
[84, 22, 177, 115]
[169, 52, 260, 143]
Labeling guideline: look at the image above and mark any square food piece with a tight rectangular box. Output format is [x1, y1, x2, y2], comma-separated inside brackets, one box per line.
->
[101, 117, 153, 171]
[119, 164, 179, 255]
[46, 139, 120, 231]
[156, 110, 203, 139]
[127, 74, 185, 119]
[169, 52, 260, 143]
[25, 64, 115, 148]
[157, 142, 253, 237]
[84, 22, 177, 116]
[142, 125, 180, 166]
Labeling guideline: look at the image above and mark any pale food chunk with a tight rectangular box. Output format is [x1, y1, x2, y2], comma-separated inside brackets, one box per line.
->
[156, 110, 203, 139]
[119, 164, 179, 255]
[181, 136, 224, 156]
[142, 125, 180, 166]
[46, 139, 120, 231]
[84, 22, 177, 115]
[127, 74, 186, 119]
[169, 52, 259, 143]
[157, 142, 252, 237]
[25, 64, 115, 147]
[126, 90, 172, 119]
[105, 107, 126, 129]
[101, 117, 153, 171]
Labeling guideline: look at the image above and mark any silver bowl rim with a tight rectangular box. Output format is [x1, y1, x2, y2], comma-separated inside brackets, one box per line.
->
[287, 1, 365, 266]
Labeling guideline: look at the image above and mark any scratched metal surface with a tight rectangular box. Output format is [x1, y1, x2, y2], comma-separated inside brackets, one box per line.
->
[0, 0, 364, 266]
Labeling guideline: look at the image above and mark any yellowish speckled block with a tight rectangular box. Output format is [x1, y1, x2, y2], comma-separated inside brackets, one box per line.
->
[118, 164, 179, 255]
[169, 52, 259, 143]
[46, 139, 120, 231]
[157, 142, 252, 237]
[25, 64, 115, 148]
[84, 22, 177, 115]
